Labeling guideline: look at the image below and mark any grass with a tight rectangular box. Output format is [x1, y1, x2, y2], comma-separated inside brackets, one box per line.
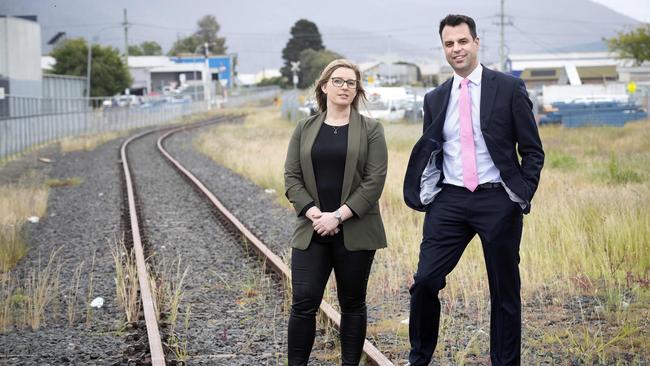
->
[60, 132, 124, 153]
[0, 248, 62, 331]
[195, 107, 650, 363]
[44, 176, 83, 188]
[0, 183, 49, 272]
[153, 256, 190, 362]
[24, 249, 62, 330]
[110, 238, 140, 323]
[66, 261, 84, 325]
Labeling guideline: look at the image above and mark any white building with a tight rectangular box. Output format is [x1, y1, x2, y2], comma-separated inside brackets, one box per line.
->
[508, 52, 632, 88]
[0, 16, 42, 98]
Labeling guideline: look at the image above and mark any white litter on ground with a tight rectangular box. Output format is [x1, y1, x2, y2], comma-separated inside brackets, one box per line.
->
[90, 297, 104, 308]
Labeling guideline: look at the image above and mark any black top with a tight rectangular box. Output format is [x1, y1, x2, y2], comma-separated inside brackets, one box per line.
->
[309, 122, 348, 243]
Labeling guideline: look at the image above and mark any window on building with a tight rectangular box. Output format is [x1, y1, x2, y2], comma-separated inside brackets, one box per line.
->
[530, 69, 556, 77]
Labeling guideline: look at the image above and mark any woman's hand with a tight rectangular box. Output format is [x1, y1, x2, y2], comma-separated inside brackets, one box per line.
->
[305, 206, 322, 222]
[312, 212, 340, 236]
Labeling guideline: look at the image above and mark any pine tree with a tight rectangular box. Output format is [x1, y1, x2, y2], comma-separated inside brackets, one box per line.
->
[281, 19, 324, 86]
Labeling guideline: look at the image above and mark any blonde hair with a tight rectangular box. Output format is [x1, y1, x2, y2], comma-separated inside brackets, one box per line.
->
[314, 59, 367, 113]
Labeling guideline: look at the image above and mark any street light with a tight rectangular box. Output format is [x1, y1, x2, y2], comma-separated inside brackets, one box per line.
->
[86, 25, 122, 104]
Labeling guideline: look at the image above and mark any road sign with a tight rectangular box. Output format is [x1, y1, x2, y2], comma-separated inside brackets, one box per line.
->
[627, 81, 637, 94]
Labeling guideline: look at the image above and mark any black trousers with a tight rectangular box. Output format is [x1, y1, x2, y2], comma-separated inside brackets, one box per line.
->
[288, 238, 375, 366]
[408, 185, 523, 366]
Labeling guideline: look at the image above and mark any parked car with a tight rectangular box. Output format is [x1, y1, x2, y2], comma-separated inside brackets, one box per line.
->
[298, 99, 318, 116]
[167, 94, 192, 104]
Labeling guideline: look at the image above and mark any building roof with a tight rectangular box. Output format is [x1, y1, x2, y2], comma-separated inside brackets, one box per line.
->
[508, 51, 633, 70]
[128, 56, 175, 69]
[149, 63, 223, 73]
[358, 62, 382, 72]
[41, 56, 56, 70]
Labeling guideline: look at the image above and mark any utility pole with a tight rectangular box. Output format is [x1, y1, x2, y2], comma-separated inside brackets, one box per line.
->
[123, 8, 129, 63]
[203, 43, 211, 109]
[479, 29, 487, 63]
[500, 0, 504, 71]
[494, 0, 513, 72]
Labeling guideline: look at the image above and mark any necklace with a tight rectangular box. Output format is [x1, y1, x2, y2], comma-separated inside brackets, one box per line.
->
[325, 121, 348, 135]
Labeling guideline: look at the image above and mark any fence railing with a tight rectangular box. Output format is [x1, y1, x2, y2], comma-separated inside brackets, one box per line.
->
[280, 88, 427, 123]
[0, 86, 281, 161]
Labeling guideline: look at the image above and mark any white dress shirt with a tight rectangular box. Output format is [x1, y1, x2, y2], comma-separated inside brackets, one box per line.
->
[442, 64, 502, 187]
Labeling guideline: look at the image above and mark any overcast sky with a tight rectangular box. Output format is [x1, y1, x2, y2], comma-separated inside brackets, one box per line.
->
[592, 0, 650, 22]
[1, 0, 645, 73]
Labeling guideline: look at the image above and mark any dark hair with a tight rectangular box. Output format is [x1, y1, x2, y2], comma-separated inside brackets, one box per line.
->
[438, 14, 477, 39]
[314, 59, 367, 113]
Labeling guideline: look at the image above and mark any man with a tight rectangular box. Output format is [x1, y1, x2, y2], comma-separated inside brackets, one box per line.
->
[402, 14, 544, 366]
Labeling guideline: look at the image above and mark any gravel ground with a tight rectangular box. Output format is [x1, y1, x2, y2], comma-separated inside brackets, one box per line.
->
[164, 125, 351, 365]
[1, 140, 126, 365]
[0, 122, 340, 365]
[126, 128, 296, 365]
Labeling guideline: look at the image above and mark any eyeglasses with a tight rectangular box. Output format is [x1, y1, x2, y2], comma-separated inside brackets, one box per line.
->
[331, 77, 358, 89]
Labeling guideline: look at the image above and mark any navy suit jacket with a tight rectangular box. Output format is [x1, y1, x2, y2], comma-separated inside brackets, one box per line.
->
[403, 66, 544, 214]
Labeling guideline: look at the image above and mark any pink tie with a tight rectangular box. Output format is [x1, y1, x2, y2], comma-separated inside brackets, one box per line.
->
[459, 78, 478, 192]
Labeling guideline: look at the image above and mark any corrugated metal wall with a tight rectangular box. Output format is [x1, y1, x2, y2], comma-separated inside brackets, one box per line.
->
[42, 74, 86, 98]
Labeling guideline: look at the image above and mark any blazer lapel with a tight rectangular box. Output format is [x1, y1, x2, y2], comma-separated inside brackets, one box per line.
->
[425, 78, 452, 141]
[301, 112, 325, 206]
[340, 109, 361, 204]
[480, 66, 497, 131]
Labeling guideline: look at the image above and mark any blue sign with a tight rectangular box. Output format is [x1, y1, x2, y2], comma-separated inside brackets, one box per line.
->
[172, 56, 233, 87]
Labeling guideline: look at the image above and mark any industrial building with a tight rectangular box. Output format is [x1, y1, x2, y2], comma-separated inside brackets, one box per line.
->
[0, 15, 42, 98]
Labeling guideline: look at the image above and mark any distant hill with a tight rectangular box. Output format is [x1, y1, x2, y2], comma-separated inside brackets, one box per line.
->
[0, 0, 640, 72]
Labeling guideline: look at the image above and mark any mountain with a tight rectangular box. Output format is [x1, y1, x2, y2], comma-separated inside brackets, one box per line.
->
[0, 0, 641, 72]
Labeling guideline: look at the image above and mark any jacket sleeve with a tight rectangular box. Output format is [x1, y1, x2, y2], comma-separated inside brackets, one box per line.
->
[344, 122, 388, 217]
[512, 79, 545, 200]
[284, 123, 315, 216]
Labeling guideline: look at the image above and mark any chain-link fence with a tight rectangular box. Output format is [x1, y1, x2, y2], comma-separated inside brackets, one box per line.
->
[280, 87, 428, 124]
[0, 94, 208, 160]
[0, 86, 282, 161]
[223, 86, 281, 108]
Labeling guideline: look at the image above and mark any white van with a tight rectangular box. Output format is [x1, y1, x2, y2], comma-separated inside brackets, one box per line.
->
[362, 87, 411, 122]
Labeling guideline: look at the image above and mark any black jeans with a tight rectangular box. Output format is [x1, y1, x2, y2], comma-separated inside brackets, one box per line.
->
[288, 238, 375, 366]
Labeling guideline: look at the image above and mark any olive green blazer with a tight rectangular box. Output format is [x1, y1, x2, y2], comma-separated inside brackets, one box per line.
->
[284, 109, 388, 251]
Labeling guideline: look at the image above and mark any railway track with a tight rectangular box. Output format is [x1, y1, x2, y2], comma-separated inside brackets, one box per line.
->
[119, 115, 394, 365]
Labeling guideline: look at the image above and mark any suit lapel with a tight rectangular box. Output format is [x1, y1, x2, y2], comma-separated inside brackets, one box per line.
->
[301, 112, 325, 205]
[480, 66, 497, 131]
[340, 109, 361, 203]
[424, 78, 452, 142]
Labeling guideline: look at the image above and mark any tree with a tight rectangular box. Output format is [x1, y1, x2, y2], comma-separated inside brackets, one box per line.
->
[281, 19, 324, 86]
[298, 48, 343, 89]
[257, 76, 288, 88]
[50, 38, 132, 97]
[129, 41, 163, 56]
[608, 24, 650, 65]
[168, 15, 227, 55]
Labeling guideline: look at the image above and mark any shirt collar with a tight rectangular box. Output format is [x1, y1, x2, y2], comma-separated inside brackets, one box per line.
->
[452, 63, 483, 89]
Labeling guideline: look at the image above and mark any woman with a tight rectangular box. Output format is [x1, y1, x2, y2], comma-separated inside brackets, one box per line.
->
[284, 59, 388, 365]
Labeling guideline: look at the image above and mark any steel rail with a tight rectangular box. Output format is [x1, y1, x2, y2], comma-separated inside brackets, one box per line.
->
[157, 121, 395, 366]
[120, 129, 167, 366]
